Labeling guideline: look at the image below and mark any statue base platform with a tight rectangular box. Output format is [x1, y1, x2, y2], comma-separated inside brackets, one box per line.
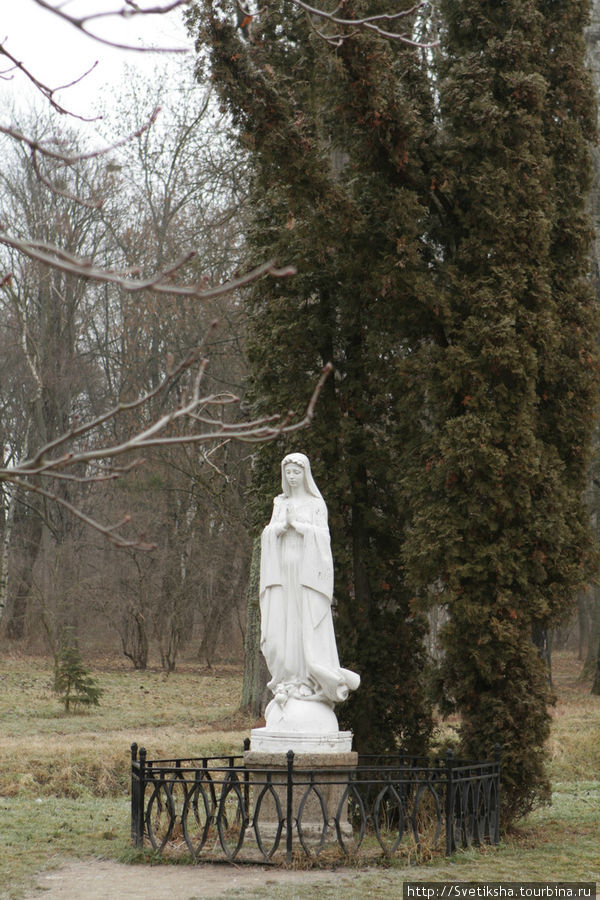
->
[250, 727, 353, 753]
[244, 745, 358, 842]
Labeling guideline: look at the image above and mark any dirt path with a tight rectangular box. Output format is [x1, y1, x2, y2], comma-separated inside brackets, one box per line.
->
[24, 859, 347, 899]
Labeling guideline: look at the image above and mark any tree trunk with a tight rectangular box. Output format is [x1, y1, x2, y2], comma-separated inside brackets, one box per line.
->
[0, 485, 15, 624]
[532, 625, 553, 687]
[592, 642, 600, 695]
[583, 587, 600, 681]
[3, 494, 43, 639]
[240, 537, 268, 717]
[577, 592, 590, 660]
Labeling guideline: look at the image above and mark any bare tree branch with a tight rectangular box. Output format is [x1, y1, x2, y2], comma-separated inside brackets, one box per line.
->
[0, 107, 164, 216]
[30, 150, 103, 211]
[0, 44, 100, 121]
[32, 0, 193, 53]
[0, 108, 160, 165]
[7, 475, 154, 549]
[237, 0, 438, 48]
[0, 110, 292, 296]
[0, 357, 333, 547]
[0, 2, 336, 554]
[297, 0, 436, 47]
[0, 231, 295, 299]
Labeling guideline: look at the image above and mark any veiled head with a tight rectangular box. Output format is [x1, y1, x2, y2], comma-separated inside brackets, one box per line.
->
[281, 453, 323, 499]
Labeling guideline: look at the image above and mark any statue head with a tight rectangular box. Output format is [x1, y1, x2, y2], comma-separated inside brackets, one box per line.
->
[281, 453, 323, 499]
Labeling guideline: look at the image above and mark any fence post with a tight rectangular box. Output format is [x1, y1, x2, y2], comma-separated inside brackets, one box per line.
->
[286, 750, 294, 864]
[493, 743, 501, 845]
[133, 746, 147, 848]
[445, 748, 455, 856]
[243, 738, 251, 819]
[130, 743, 138, 844]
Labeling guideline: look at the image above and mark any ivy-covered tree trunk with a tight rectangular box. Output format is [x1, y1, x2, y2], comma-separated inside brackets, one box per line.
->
[404, 0, 598, 823]
[187, 0, 435, 753]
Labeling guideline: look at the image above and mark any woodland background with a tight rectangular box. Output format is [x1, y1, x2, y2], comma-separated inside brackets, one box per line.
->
[1, 0, 600, 830]
[0, 60, 253, 671]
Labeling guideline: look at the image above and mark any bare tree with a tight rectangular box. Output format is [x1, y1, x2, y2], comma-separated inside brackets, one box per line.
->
[0, 3, 335, 651]
[0, 103, 328, 641]
[0, 110, 117, 634]
[0, 59, 323, 546]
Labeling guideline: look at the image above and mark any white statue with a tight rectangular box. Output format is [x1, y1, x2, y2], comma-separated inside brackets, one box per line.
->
[259, 453, 360, 734]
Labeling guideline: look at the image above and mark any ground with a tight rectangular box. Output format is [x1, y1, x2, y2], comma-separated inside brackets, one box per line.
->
[25, 860, 365, 899]
[2, 651, 597, 898]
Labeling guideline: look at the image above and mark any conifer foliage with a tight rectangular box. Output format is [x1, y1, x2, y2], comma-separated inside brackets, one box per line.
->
[186, 0, 598, 820]
[404, 0, 598, 820]
[54, 629, 103, 712]
[186, 0, 435, 753]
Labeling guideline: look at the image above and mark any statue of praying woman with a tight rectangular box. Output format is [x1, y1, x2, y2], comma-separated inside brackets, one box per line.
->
[259, 453, 360, 722]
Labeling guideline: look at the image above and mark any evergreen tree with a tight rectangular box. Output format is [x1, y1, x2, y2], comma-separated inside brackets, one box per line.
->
[186, 0, 436, 752]
[188, 0, 598, 820]
[403, 0, 598, 821]
[54, 629, 103, 712]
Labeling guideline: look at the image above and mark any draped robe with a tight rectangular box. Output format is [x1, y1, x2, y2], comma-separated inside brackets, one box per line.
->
[259, 493, 359, 706]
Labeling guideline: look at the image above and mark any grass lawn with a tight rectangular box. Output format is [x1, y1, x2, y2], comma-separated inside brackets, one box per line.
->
[0, 650, 598, 899]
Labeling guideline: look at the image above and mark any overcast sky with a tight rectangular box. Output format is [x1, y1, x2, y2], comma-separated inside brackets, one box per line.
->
[1, 1, 192, 117]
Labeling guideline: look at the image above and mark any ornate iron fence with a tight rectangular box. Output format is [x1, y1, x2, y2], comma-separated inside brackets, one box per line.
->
[130, 741, 500, 863]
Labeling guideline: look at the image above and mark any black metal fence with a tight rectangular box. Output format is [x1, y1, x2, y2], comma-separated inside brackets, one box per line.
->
[130, 741, 500, 864]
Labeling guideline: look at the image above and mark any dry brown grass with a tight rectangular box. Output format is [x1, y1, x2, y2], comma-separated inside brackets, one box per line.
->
[0, 648, 598, 900]
[546, 652, 600, 781]
[0, 653, 253, 800]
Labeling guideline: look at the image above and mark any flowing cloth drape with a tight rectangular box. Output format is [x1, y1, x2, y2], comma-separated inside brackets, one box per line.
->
[260, 493, 359, 706]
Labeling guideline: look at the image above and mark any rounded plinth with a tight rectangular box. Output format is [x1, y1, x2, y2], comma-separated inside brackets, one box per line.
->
[264, 696, 339, 734]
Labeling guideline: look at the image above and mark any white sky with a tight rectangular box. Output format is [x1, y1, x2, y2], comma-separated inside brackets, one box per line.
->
[1, 0, 192, 118]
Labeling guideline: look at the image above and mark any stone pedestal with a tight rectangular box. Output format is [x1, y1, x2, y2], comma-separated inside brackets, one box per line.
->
[250, 727, 353, 753]
[244, 741, 358, 845]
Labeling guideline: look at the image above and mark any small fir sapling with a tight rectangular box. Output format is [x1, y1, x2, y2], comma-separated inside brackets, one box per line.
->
[54, 629, 103, 712]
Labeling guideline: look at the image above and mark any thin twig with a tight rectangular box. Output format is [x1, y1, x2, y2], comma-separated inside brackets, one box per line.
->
[0, 45, 99, 121]
[0, 108, 161, 165]
[8, 476, 156, 549]
[290, 0, 438, 48]
[30, 150, 104, 210]
[2, 363, 333, 476]
[0, 360, 333, 548]
[32, 0, 192, 53]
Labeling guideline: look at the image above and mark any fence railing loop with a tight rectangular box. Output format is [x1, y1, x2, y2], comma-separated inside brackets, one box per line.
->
[130, 741, 500, 864]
